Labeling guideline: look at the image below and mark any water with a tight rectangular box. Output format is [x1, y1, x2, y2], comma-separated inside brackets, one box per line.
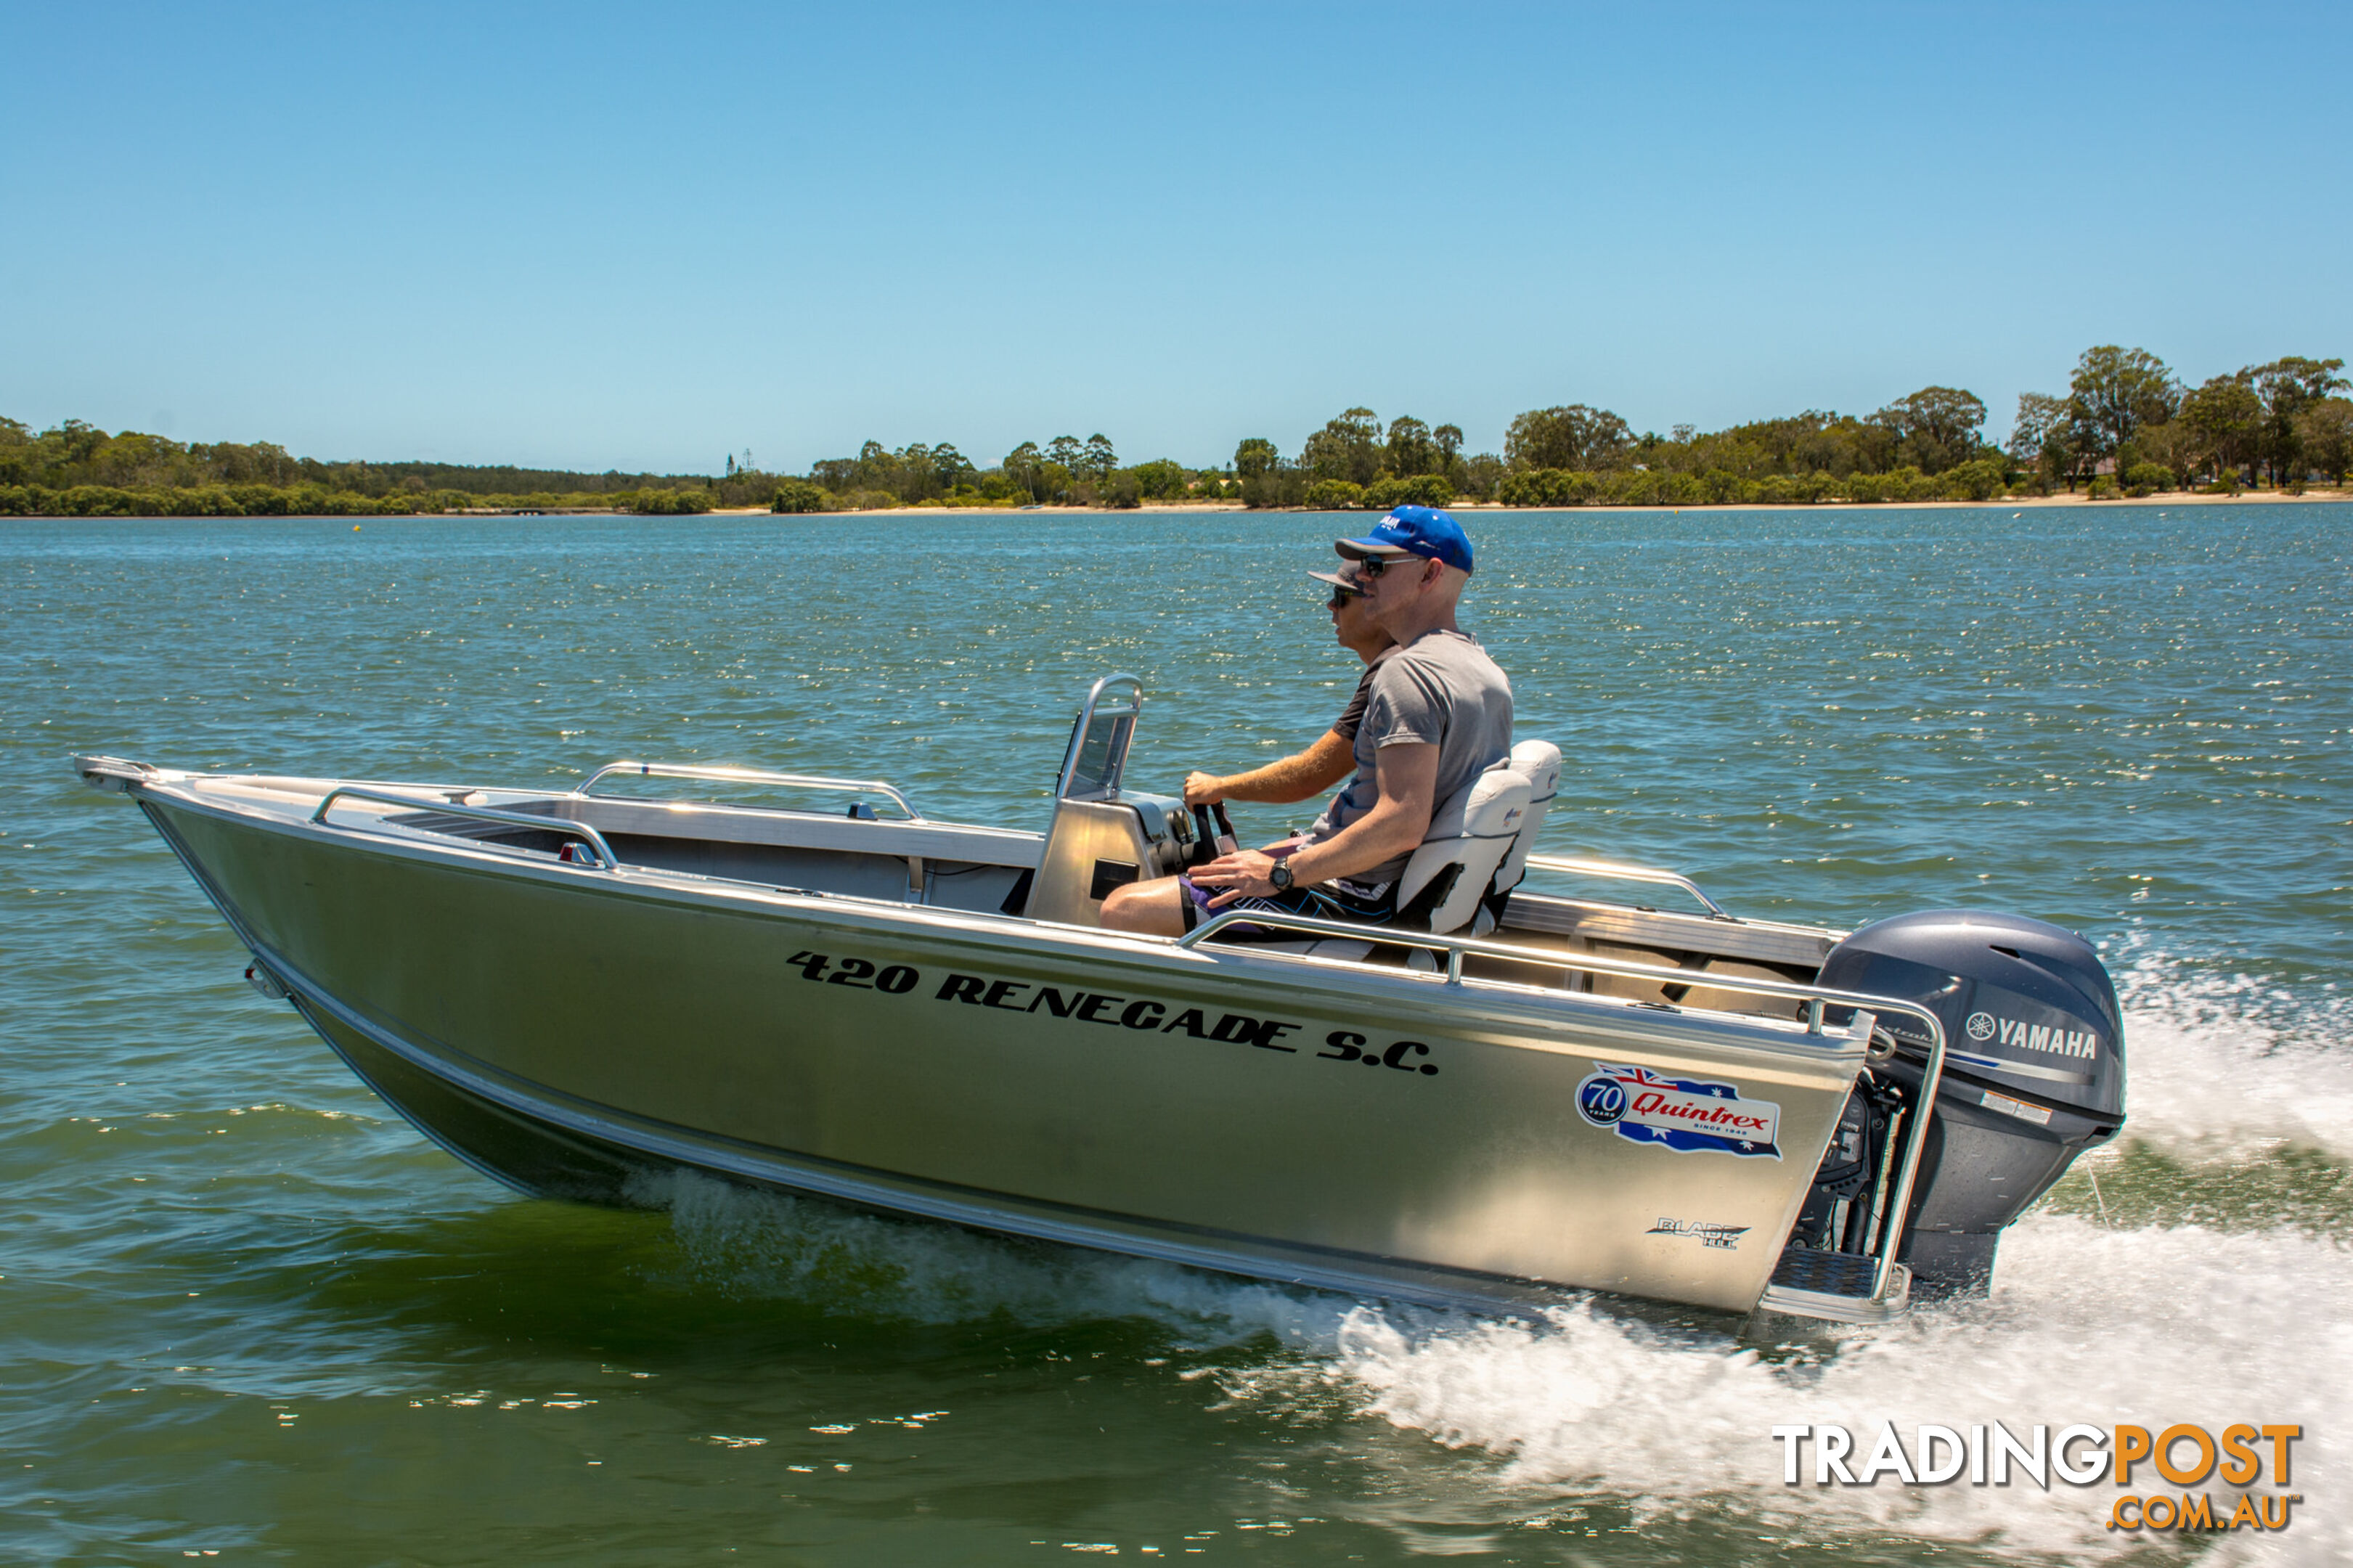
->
[2, 506, 2346, 1564]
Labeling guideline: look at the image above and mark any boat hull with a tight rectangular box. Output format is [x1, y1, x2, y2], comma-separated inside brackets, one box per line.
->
[137, 781, 1868, 1318]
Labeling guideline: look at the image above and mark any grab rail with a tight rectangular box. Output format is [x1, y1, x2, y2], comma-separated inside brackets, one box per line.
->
[1053, 672, 1144, 801]
[1520, 853, 1729, 919]
[310, 786, 621, 870]
[1178, 907, 1945, 1304]
[574, 761, 922, 820]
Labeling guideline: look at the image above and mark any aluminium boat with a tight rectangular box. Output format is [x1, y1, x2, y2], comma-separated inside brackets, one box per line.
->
[73, 674, 2125, 1324]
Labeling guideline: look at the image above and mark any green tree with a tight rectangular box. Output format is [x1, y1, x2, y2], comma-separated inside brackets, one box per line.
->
[2245, 356, 2348, 483]
[1684, 432, 1774, 479]
[1303, 478, 1368, 510]
[2179, 375, 2265, 483]
[895, 442, 940, 500]
[1729, 411, 1888, 477]
[1504, 404, 1632, 472]
[929, 442, 976, 494]
[1046, 435, 1084, 473]
[1937, 457, 2007, 500]
[39, 419, 109, 479]
[772, 480, 833, 513]
[1003, 441, 1045, 502]
[854, 439, 903, 495]
[2296, 397, 2353, 485]
[2066, 346, 2179, 473]
[1301, 408, 1383, 485]
[2009, 393, 2075, 488]
[2007, 393, 2066, 462]
[1384, 415, 1437, 477]
[1081, 433, 1117, 481]
[1457, 452, 1505, 499]
[1233, 437, 1277, 479]
[1364, 474, 1457, 509]
[2135, 420, 2202, 486]
[1872, 385, 1987, 474]
[1130, 459, 1187, 499]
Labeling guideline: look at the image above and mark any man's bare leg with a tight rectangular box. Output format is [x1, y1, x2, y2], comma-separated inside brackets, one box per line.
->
[1097, 875, 1188, 936]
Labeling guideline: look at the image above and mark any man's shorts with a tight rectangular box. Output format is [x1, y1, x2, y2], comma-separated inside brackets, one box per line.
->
[1177, 873, 1398, 936]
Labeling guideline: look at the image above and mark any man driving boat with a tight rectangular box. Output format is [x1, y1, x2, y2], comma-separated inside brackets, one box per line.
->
[1099, 506, 1512, 936]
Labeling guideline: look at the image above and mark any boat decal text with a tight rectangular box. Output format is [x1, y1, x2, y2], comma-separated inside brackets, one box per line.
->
[1575, 1063, 1782, 1159]
[780, 950, 1438, 1077]
[1647, 1217, 1750, 1249]
[786, 952, 920, 992]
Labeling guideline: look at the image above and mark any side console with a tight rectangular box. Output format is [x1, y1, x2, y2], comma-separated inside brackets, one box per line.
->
[1027, 790, 1194, 926]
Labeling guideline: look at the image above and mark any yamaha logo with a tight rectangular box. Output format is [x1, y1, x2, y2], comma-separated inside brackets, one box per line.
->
[1577, 1074, 1628, 1127]
[1965, 1012, 2102, 1060]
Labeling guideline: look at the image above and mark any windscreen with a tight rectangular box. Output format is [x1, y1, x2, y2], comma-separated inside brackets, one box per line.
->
[1059, 709, 1135, 800]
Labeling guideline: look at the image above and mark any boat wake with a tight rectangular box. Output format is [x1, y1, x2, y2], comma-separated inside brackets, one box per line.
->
[633, 960, 2347, 1563]
[1332, 1215, 2346, 1562]
[2111, 951, 2353, 1158]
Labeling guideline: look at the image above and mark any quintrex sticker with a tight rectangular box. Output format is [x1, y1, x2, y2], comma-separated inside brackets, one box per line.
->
[1575, 1063, 1782, 1159]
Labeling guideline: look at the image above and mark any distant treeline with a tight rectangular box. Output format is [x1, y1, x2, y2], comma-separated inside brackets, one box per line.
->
[777, 343, 2349, 512]
[0, 419, 733, 517]
[4, 342, 2347, 520]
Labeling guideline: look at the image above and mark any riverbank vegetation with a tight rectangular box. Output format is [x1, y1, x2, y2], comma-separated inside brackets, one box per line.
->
[4, 343, 2345, 519]
[0, 420, 726, 517]
[772, 345, 2345, 513]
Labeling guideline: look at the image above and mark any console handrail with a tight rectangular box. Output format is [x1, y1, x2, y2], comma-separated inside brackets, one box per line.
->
[1520, 852, 1729, 918]
[574, 761, 922, 820]
[1053, 673, 1143, 801]
[310, 786, 621, 870]
[1177, 906, 1944, 1304]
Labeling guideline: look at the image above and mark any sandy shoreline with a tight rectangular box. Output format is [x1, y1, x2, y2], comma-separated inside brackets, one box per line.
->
[709, 489, 2347, 519]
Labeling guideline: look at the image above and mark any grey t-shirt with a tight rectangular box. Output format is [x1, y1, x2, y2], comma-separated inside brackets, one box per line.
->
[1330, 645, 1399, 744]
[1311, 629, 1513, 886]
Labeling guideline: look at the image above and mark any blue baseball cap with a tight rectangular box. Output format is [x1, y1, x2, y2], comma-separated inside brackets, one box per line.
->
[1335, 505, 1475, 574]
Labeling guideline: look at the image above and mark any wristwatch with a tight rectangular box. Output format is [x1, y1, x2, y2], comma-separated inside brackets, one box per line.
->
[1268, 862, 1294, 893]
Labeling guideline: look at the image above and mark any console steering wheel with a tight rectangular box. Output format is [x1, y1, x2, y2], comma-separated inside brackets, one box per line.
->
[1187, 802, 1238, 869]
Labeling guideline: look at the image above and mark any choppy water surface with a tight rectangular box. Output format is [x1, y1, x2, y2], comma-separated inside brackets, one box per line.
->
[3, 506, 2346, 1564]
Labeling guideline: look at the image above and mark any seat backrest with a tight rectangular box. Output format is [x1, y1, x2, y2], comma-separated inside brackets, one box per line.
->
[1395, 763, 1532, 934]
[1490, 739, 1561, 897]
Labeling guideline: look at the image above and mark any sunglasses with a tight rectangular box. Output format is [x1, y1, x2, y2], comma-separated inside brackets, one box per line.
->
[1326, 587, 1362, 610]
[1350, 552, 1417, 578]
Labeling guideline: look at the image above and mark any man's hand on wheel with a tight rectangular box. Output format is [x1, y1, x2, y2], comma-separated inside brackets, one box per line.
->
[1183, 770, 1227, 807]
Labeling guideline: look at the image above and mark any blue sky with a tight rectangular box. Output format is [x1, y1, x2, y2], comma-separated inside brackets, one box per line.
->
[5, 1, 2348, 475]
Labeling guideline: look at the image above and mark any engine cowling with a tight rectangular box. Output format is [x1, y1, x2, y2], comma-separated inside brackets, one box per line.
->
[1816, 910, 2126, 1298]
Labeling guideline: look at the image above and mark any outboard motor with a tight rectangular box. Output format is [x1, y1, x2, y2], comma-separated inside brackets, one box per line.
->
[1814, 910, 2126, 1299]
